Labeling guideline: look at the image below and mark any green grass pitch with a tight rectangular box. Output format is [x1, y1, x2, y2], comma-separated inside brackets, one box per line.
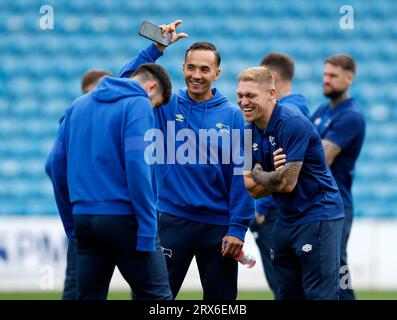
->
[0, 290, 396, 300]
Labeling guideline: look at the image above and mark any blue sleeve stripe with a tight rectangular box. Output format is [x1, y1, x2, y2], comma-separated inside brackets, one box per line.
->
[125, 136, 149, 152]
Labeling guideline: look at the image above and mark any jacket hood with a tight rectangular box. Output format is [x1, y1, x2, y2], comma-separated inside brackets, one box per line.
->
[92, 76, 148, 102]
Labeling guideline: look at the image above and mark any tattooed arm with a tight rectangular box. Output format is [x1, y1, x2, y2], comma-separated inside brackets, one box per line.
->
[243, 168, 273, 199]
[252, 161, 302, 193]
[322, 139, 342, 166]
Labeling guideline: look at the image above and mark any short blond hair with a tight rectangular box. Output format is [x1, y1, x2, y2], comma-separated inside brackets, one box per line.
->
[237, 67, 275, 88]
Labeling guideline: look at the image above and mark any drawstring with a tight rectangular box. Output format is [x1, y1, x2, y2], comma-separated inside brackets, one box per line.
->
[201, 103, 208, 129]
[185, 102, 208, 129]
[186, 102, 192, 129]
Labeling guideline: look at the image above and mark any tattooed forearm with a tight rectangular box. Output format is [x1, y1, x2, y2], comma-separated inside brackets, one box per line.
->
[322, 140, 342, 166]
[243, 170, 273, 198]
[252, 161, 303, 193]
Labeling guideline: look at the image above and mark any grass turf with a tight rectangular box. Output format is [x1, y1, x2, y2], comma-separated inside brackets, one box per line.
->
[0, 290, 396, 300]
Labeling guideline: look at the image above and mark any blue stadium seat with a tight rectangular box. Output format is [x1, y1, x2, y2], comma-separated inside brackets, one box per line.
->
[1, 0, 396, 218]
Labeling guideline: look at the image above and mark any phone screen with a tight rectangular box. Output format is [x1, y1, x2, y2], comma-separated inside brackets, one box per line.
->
[139, 21, 172, 47]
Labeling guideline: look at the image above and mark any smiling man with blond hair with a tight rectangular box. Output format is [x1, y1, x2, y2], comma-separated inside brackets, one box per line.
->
[238, 66, 345, 300]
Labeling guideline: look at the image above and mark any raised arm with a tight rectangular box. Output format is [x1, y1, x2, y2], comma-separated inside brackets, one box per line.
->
[119, 19, 188, 78]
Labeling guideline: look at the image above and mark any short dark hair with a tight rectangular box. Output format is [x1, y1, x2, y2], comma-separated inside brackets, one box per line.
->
[81, 70, 113, 93]
[132, 63, 172, 104]
[260, 53, 294, 81]
[184, 42, 221, 67]
[325, 54, 356, 75]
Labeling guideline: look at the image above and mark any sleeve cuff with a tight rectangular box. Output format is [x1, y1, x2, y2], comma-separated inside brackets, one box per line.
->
[227, 225, 248, 242]
[136, 235, 156, 252]
[147, 43, 164, 61]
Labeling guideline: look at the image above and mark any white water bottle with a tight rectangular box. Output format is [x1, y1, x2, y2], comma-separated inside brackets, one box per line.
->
[235, 250, 256, 268]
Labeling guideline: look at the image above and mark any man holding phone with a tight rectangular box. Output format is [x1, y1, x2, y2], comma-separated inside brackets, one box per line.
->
[119, 20, 254, 300]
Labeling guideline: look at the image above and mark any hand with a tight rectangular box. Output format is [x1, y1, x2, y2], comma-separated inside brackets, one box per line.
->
[221, 236, 244, 258]
[252, 163, 264, 184]
[255, 212, 266, 225]
[273, 148, 286, 171]
[156, 19, 189, 51]
[254, 163, 263, 170]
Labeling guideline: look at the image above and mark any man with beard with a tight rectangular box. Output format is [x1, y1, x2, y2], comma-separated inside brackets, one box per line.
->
[311, 55, 366, 300]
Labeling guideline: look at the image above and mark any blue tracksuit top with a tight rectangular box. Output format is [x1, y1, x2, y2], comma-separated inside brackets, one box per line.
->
[45, 76, 158, 252]
[119, 44, 254, 241]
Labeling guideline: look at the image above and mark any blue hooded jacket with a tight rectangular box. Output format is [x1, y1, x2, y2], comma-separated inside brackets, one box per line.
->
[255, 93, 310, 216]
[119, 44, 254, 241]
[45, 76, 158, 252]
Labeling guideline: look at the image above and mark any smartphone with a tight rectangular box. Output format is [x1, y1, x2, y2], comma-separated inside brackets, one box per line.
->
[139, 21, 172, 47]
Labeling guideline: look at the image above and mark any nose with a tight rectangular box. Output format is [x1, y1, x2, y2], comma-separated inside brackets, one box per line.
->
[191, 69, 201, 79]
[239, 97, 249, 107]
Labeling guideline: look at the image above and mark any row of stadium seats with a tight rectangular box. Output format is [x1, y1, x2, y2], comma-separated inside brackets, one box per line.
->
[1, 0, 396, 218]
[2, 17, 397, 40]
[2, 32, 397, 56]
[1, 0, 394, 18]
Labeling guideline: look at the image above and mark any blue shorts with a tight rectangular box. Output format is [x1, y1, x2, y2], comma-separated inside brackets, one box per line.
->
[272, 218, 343, 300]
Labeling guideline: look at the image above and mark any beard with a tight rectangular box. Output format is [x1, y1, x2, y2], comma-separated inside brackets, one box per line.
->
[323, 87, 345, 100]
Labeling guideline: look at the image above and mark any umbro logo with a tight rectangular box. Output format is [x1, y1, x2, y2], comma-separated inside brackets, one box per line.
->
[175, 114, 184, 122]
[252, 143, 258, 151]
[314, 117, 321, 126]
[302, 244, 312, 253]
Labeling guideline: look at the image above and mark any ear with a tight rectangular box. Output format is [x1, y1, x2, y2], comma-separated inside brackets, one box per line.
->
[214, 67, 221, 80]
[146, 81, 158, 93]
[269, 88, 276, 99]
[346, 71, 354, 86]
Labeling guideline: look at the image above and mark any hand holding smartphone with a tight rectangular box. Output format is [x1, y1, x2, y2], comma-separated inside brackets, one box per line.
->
[138, 20, 188, 48]
[139, 21, 172, 47]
